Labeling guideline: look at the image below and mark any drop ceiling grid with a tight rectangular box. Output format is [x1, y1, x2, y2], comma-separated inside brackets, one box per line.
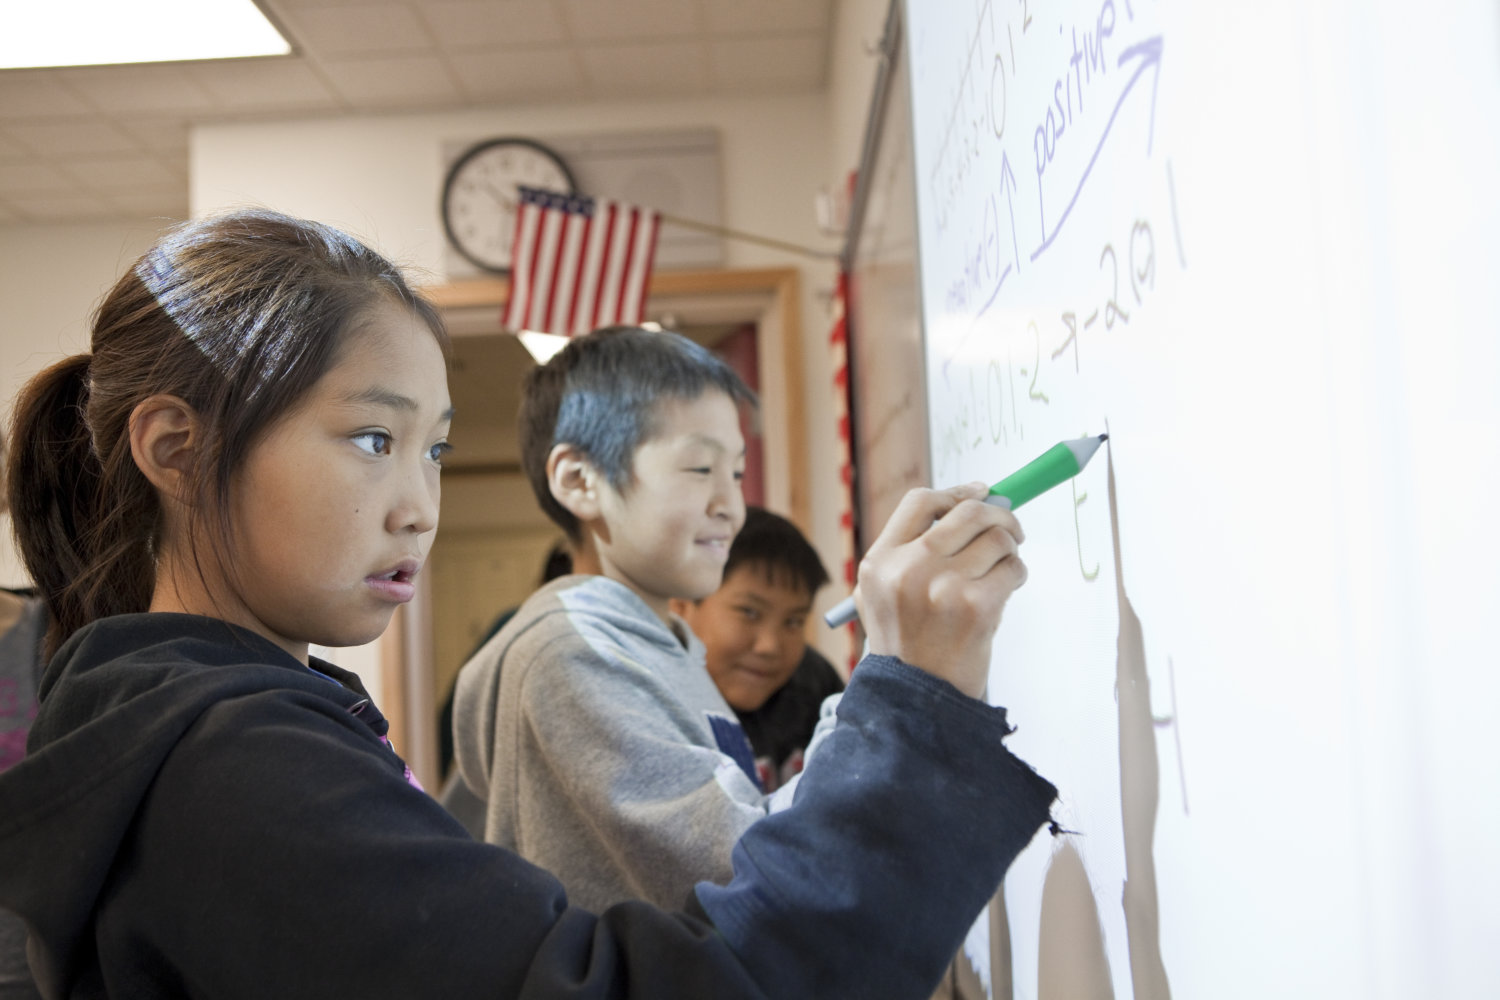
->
[0, 0, 833, 224]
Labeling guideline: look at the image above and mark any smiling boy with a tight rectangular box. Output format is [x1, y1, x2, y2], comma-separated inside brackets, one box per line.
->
[450, 326, 770, 911]
[674, 506, 844, 793]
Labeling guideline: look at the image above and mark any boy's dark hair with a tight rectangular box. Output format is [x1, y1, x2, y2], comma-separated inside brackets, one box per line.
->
[518, 325, 757, 542]
[8, 208, 446, 657]
[721, 507, 830, 599]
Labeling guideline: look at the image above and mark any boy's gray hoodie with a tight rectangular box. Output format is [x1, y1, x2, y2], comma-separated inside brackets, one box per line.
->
[452, 574, 776, 912]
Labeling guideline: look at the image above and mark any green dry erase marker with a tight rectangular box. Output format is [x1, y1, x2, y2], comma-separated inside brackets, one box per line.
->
[984, 433, 1107, 509]
[823, 434, 1108, 629]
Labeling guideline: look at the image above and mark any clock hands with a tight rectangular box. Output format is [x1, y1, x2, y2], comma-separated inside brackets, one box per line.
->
[481, 181, 517, 213]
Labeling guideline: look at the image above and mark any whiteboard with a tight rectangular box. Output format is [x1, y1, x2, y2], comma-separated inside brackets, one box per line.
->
[902, 0, 1500, 997]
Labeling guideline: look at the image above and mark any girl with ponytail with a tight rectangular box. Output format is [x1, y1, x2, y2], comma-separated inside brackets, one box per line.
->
[0, 209, 1054, 1000]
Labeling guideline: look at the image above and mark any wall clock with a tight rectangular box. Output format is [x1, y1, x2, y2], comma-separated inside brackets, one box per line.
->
[440, 137, 576, 274]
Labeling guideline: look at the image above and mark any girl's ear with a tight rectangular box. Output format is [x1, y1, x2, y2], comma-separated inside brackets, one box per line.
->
[128, 394, 202, 504]
[546, 443, 603, 522]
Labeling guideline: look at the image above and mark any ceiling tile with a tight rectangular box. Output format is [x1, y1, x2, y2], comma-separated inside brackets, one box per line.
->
[318, 55, 461, 107]
[4, 119, 139, 157]
[114, 120, 192, 156]
[0, 160, 80, 194]
[103, 187, 191, 220]
[423, 1, 569, 49]
[444, 47, 585, 101]
[268, 0, 404, 8]
[281, 3, 434, 56]
[447, 47, 585, 100]
[703, 0, 830, 34]
[0, 0, 835, 224]
[578, 41, 709, 96]
[560, 0, 703, 42]
[0, 130, 28, 161]
[56, 65, 217, 116]
[63, 155, 183, 191]
[0, 71, 95, 120]
[188, 59, 342, 111]
[7, 192, 115, 222]
[709, 35, 824, 91]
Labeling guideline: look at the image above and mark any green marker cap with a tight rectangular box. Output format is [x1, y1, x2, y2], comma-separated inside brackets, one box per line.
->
[987, 434, 1107, 509]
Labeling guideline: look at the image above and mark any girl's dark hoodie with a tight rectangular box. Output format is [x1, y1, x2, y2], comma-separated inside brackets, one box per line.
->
[0, 612, 1054, 1000]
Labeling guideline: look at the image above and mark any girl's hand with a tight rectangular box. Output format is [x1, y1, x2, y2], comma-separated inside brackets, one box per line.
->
[856, 483, 1027, 699]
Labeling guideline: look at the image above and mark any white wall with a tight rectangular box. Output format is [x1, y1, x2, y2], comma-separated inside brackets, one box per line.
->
[827, 0, 894, 191]
[0, 221, 167, 587]
[193, 95, 834, 280]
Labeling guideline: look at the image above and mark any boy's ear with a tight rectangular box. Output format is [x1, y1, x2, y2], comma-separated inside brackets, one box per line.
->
[128, 394, 202, 504]
[668, 597, 693, 619]
[546, 443, 603, 522]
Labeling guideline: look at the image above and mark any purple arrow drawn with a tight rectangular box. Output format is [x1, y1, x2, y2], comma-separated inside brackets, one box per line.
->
[1031, 34, 1163, 263]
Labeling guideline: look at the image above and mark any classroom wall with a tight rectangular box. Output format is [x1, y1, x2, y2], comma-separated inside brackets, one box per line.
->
[0, 221, 165, 587]
[827, 0, 890, 197]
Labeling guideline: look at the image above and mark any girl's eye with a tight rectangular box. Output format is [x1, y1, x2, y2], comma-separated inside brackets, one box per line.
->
[353, 432, 392, 456]
[733, 469, 745, 482]
[429, 441, 454, 465]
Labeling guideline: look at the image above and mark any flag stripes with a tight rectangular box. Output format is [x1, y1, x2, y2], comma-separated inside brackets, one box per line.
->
[504, 187, 660, 336]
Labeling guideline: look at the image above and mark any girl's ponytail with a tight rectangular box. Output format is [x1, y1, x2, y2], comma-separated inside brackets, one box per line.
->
[8, 353, 156, 657]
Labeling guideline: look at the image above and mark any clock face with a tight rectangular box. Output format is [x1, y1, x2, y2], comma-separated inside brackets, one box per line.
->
[441, 138, 575, 273]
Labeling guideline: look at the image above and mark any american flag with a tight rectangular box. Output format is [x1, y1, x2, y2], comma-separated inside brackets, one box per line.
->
[503, 186, 661, 336]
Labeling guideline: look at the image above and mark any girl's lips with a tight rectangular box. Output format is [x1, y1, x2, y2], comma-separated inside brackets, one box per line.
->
[366, 576, 416, 603]
[367, 561, 420, 603]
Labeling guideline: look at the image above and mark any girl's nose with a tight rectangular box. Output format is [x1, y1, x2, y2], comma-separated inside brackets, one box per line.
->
[392, 462, 440, 535]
